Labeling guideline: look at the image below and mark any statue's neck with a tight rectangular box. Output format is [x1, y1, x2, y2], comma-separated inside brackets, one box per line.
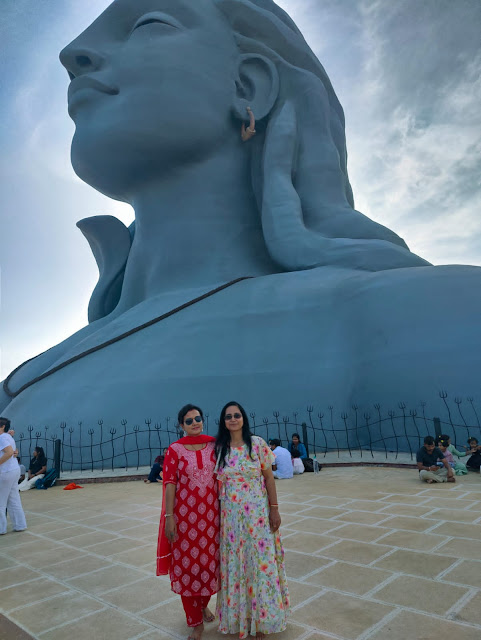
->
[116, 143, 278, 311]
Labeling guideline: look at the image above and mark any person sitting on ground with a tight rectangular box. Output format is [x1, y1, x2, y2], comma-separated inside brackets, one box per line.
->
[466, 437, 481, 472]
[438, 435, 467, 475]
[291, 449, 305, 475]
[18, 446, 47, 491]
[269, 439, 293, 479]
[16, 455, 26, 483]
[144, 447, 168, 484]
[287, 433, 307, 460]
[435, 438, 456, 469]
[416, 436, 455, 484]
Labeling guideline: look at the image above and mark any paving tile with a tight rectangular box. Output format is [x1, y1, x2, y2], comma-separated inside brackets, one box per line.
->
[66, 565, 147, 595]
[0, 532, 43, 551]
[319, 540, 392, 564]
[42, 525, 94, 541]
[369, 610, 481, 640]
[456, 591, 481, 626]
[378, 504, 439, 518]
[5, 540, 61, 561]
[0, 555, 19, 570]
[421, 497, 479, 510]
[380, 515, 438, 532]
[21, 546, 87, 570]
[285, 581, 321, 608]
[303, 496, 351, 508]
[304, 634, 336, 640]
[306, 561, 392, 595]
[373, 549, 458, 578]
[333, 511, 392, 525]
[0, 613, 35, 640]
[116, 523, 159, 538]
[291, 591, 393, 639]
[373, 574, 468, 614]
[283, 533, 336, 554]
[0, 577, 67, 612]
[42, 554, 112, 580]
[284, 551, 332, 579]
[9, 592, 105, 634]
[40, 608, 150, 640]
[283, 517, 342, 535]
[141, 598, 191, 634]
[427, 508, 481, 523]
[443, 560, 481, 588]
[0, 566, 43, 589]
[61, 530, 120, 549]
[110, 545, 156, 569]
[27, 521, 68, 535]
[295, 506, 349, 519]
[99, 577, 174, 612]
[436, 537, 481, 559]
[84, 537, 142, 557]
[430, 521, 481, 540]
[376, 530, 447, 551]
[380, 494, 430, 505]
[343, 499, 385, 512]
[280, 502, 315, 515]
[327, 523, 390, 542]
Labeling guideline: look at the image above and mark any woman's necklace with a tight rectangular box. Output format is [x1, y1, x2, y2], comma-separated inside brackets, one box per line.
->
[4, 277, 251, 399]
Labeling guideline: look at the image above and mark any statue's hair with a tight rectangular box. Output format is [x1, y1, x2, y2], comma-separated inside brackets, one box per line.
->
[214, 0, 419, 272]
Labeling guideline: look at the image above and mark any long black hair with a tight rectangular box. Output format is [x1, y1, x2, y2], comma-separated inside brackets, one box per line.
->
[215, 401, 253, 468]
[33, 446, 47, 466]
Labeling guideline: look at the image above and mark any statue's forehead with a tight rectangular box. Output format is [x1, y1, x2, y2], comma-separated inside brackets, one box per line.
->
[94, 0, 218, 29]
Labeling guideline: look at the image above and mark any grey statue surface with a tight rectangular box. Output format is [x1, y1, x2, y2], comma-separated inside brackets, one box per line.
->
[2, 0, 480, 426]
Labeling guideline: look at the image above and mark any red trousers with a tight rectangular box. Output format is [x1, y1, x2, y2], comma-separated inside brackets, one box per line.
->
[181, 595, 210, 627]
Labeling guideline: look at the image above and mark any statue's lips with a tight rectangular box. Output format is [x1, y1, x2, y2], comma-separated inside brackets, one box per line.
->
[68, 76, 119, 112]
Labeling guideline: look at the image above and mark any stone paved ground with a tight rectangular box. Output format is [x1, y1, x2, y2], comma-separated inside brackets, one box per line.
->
[1, 468, 480, 640]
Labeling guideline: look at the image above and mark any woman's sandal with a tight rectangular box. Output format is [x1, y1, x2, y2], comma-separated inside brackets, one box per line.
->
[202, 608, 215, 623]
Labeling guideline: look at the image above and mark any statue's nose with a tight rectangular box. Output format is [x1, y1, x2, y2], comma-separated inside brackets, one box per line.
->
[59, 41, 105, 80]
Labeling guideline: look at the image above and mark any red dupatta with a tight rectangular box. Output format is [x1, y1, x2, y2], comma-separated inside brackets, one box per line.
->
[156, 434, 216, 576]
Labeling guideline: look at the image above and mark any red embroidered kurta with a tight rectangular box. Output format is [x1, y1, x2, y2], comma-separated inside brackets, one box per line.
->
[160, 441, 220, 596]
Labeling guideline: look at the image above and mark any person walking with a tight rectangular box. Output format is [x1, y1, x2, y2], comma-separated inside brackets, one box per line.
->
[0, 417, 27, 535]
[215, 401, 289, 639]
[156, 404, 219, 640]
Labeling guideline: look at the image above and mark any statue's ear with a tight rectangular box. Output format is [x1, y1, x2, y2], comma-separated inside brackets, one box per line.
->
[232, 54, 279, 122]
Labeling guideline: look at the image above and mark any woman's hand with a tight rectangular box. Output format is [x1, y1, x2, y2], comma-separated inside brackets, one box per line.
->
[269, 507, 281, 533]
[165, 516, 177, 542]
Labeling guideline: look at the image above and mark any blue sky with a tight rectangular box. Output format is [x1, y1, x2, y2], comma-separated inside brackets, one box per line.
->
[1, 0, 480, 379]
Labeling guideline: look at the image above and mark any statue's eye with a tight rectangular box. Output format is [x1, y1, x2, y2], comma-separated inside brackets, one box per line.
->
[132, 12, 181, 32]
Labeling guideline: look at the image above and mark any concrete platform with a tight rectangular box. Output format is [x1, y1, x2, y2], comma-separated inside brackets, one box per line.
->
[1, 467, 480, 640]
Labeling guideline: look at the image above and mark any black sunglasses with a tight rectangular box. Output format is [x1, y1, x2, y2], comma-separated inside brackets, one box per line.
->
[184, 415, 203, 426]
[225, 412, 242, 421]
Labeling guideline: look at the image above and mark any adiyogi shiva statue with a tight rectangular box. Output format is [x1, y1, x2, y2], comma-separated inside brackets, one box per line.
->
[2, 0, 480, 425]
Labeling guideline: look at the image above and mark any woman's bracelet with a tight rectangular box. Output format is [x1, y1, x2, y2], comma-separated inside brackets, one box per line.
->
[165, 513, 174, 517]
[269, 503, 279, 507]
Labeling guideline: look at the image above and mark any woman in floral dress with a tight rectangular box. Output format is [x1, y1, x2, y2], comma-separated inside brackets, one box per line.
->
[215, 401, 289, 639]
[157, 404, 220, 640]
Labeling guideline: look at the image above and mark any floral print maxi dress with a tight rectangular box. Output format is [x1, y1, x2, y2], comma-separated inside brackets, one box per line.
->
[216, 436, 289, 638]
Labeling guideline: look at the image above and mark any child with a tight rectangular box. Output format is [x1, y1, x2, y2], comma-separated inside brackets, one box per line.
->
[291, 449, 305, 475]
[466, 437, 481, 471]
[439, 435, 467, 475]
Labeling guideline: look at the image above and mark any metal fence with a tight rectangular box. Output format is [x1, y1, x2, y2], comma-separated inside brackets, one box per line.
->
[13, 393, 481, 473]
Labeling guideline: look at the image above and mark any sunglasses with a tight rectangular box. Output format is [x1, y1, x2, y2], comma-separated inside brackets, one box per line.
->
[184, 415, 203, 426]
[225, 413, 242, 421]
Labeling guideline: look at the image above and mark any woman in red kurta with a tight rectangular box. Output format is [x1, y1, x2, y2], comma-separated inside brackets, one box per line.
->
[157, 404, 220, 640]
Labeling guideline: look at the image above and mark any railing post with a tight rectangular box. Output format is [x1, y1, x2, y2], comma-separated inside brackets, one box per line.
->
[433, 417, 442, 438]
[302, 422, 309, 457]
[54, 439, 61, 477]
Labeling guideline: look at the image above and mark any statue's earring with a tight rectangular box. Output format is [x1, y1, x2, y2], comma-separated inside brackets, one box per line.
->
[241, 106, 256, 142]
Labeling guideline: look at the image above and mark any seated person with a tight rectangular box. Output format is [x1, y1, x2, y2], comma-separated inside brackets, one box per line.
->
[16, 455, 26, 483]
[287, 433, 307, 460]
[18, 447, 47, 491]
[291, 449, 305, 475]
[269, 439, 293, 479]
[144, 448, 168, 484]
[466, 437, 481, 471]
[416, 436, 455, 484]
[437, 435, 467, 475]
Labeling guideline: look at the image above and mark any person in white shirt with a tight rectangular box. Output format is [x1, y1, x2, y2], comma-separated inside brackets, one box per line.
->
[269, 440, 294, 479]
[0, 417, 27, 535]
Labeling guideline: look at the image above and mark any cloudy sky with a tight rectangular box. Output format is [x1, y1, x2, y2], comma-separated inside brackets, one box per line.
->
[1, 0, 480, 380]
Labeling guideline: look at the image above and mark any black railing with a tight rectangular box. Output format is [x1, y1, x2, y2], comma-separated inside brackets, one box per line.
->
[12, 393, 481, 473]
